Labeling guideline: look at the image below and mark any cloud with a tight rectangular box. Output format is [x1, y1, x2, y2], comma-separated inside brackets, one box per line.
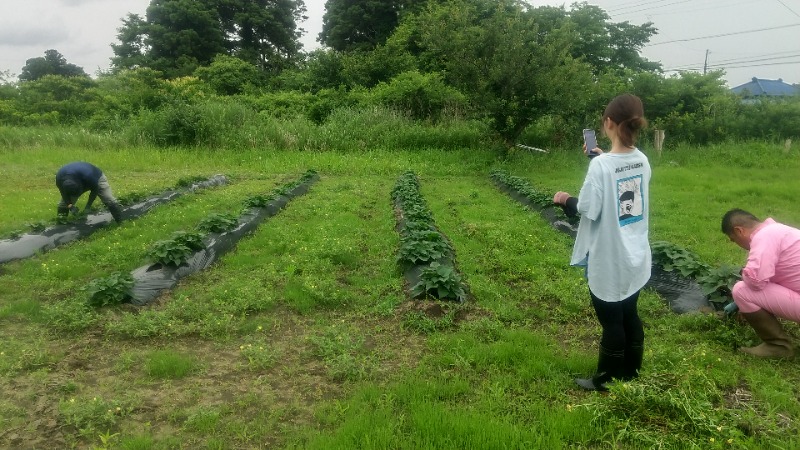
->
[0, 25, 69, 48]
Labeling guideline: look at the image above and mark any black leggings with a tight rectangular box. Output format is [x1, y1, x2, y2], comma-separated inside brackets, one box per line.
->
[590, 289, 644, 352]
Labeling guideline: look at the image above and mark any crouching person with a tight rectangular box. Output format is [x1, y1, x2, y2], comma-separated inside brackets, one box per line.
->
[722, 208, 800, 358]
[56, 162, 124, 223]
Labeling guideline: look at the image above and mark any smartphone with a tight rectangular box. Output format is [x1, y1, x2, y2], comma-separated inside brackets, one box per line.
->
[583, 129, 598, 158]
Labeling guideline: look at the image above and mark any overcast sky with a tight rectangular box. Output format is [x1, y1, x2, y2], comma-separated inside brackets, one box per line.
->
[0, 0, 798, 87]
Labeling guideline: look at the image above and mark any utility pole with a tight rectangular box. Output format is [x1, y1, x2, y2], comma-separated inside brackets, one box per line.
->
[703, 49, 709, 75]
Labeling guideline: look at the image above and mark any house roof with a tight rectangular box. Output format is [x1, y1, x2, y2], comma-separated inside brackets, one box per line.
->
[730, 77, 799, 97]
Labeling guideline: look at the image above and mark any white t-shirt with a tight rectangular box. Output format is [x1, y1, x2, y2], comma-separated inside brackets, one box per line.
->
[570, 149, 652, 302]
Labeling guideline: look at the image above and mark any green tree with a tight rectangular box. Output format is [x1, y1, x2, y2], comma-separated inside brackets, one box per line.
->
[19, 50, 88, 82]
[338, 43, 416, 88]
[145, 0, 226, 78]
[0, 70, 16, 99]
[0, 71, 19, 124]
[110, 14, 151, 71]
[214, 0, 307, 71]
[111, 0, 306, 78]
[320, 0, 426, 51]
[393, 0, 593, 144]
[530, 2, 659, 75]
[634, 71, 736, 144]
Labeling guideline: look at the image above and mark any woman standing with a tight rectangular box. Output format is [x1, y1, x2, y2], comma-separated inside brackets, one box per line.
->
[553, 94, 651, 391]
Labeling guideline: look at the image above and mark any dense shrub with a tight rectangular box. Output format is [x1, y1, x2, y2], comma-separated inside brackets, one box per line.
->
[735, 97, 800, 141]
[369, 71, 468, 122]
[194, 55, 261, 96]
[13, 75, 98, 125]
[239, 90, 314, 120]
[131, 101, 211, 147]
[86, 68, 170, 130]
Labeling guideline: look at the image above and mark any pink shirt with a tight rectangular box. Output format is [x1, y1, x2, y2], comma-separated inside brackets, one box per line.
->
[743, 218, 800, 292]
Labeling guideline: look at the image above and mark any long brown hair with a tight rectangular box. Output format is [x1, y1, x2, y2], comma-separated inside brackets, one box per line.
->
[603, 94, 647, 148]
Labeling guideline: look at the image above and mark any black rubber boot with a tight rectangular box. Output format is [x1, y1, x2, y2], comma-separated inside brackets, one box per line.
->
[108, 202, 124, 223]
[575, 345, 625, 391]
[622, 344, 644, 380]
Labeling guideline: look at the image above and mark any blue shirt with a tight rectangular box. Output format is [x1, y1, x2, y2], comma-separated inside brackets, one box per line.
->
[55, 162, 104, 205]
[56, 162, 103, 191]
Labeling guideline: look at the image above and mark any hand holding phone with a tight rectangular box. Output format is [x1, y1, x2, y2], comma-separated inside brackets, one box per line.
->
[583, 129, 598, 158]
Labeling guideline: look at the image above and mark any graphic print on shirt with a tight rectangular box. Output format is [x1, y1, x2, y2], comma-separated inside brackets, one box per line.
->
[617, 174, 644, 226]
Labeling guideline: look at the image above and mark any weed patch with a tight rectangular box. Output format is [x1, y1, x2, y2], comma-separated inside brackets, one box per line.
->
[144, 349, 197, 379]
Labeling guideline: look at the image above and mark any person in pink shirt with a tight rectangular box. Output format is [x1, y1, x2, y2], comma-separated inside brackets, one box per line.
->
[722, 209, 800, 358]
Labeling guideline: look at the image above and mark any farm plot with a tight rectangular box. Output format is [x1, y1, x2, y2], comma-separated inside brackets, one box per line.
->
[1, 173, 422, 448]
[0, 174, 228, 265]
[1, 150, 799, 449]
[392, 170, 468, 302]
[118, 170, 319, 306]
[0, 175, 293, 326]
[490, 169, 712, 314]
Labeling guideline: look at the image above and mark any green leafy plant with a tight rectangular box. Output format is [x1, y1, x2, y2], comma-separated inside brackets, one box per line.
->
[393, 170, 467, 302]
[84, 272, 134, 307]
[403, 220, 434, 233]
[145, 230, 206, 266]
[174, 174, 208, 188]
[651, 241, 711, 278]
[398, 230, 450, 265]
[116, 191, 150, 207]
[243, 193, 277, 208]
[243, 170, 316, 209]
[26, 221, 48, 232]
[6, 229, 25, 239]
[411, 262, 467, 302]
[697, 264, 741, 305]
[196, 212, 238, 233]
[401, 203, 433, 223]
[490, 170, 571, 220]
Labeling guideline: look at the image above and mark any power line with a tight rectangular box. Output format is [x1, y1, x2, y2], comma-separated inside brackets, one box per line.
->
[774, 0, 800, 19]
[663, 59, 800, 73]
[609, 0, 695, 15]
[666, 51, 800, 71]
[635, 0, 760, 17]
[709, 53, 800, 67]
[665, 56, 800, 72]
[647, 23, 800, 46]
[606, 0, 680, 13]
[720, 60, 800, 69]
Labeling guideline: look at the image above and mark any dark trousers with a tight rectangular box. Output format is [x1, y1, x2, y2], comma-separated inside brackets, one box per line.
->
[591, 289, 644, 351]
[590, 289, 645, 380]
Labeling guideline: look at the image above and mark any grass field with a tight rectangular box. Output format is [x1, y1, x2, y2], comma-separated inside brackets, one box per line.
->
[1, 138, 799, 449]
